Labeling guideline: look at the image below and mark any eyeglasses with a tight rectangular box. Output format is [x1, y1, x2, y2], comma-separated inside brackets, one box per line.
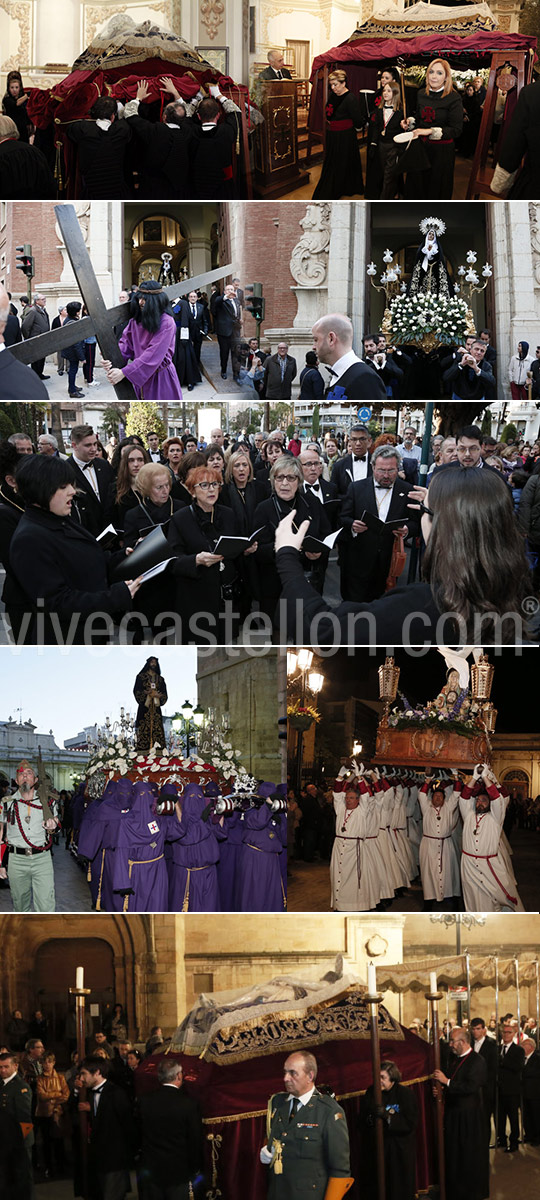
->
[196, 482, 220, 490]
[275, 474, 298, 483]
[418, 502, 434, 518]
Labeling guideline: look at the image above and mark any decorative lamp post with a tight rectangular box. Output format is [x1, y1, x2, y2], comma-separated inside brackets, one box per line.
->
[288, 649, 324, 791]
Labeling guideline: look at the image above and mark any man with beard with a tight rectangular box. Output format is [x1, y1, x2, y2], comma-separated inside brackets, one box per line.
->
[0, 760, 58, 911]
[432, 1026, 489, 1200]
[312, 313, 386, 401]
[459, 763, 524, 912]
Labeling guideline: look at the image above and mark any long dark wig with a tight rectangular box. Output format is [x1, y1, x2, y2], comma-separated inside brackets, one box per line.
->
[133, 281, 170, 336]
[422, 467, 532, 643]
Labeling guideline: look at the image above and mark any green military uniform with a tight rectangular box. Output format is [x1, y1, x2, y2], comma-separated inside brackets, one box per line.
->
[1, 788, 56, 912]
[0, 1071, 34, 1149]
[266, 1088, 351, 1199]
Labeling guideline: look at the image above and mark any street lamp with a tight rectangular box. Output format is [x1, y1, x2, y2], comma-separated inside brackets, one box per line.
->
[430, 913, 487, 1023]
[172, 701, 204, 757]
[288, 649, 324, 792]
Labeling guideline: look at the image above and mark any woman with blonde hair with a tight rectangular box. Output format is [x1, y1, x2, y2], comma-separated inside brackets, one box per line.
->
[220, 450, 269, 614]
[123, 462, 186, 635]
[35, 1052, 70, 1177]
[313, 68, 364, 199]
[402, 58, 463, 198]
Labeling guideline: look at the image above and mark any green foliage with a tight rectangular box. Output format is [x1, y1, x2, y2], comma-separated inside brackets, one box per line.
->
[286, 423, 295, 439]
[269, 403, 292, 430]
[102, 405, 128, 439]
[126, 403, 167, 442]
[500, 422, 518, 444]
[311, 405, 320, 439]
[481, 408, 492, 434]
[0, 409, 15, 439]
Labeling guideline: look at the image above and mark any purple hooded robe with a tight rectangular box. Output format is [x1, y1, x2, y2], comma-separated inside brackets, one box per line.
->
[119, 313, 183, 400]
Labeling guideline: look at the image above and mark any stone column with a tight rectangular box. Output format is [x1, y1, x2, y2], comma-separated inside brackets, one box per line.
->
[188, 236, 214, 277]
[264, 202, 332, 387]
[490, 202, 540, 398]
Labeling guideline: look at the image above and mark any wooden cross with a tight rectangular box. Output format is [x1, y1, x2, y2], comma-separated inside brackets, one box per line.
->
[9, 204, 233, 400]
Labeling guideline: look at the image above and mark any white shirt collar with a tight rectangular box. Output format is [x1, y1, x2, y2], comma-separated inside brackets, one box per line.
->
[96, 119, 112, 131]
[292, 1086, 315, 1107]
[0, 343, 5, 352]
[2, 1070, 18, 1084]
[73, 454, 96, 471]
[329, 349, 360, 382]
[474, 1036, 486, 1050]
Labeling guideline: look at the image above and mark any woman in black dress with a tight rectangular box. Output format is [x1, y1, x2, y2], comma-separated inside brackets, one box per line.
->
[107, 442, 149, 532]
[365, 81, 404, 199]
[10, 455, 139, 644]
[123, 462, 186, 635]
[402, 58, 463, 199]
[362, 1061, 418, 1200]
[313, 69, 364, 199]
[220, 450, 270, 615]
[252, 454, 330, 627]
[167, 465, 245, 644]
[2, 71, 32, 143]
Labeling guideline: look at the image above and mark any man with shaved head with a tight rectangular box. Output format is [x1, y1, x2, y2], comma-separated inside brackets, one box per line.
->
[312, 313, 386, 400]
[433, 1025, 489, 1200]
[260, 1050, 351, 1197]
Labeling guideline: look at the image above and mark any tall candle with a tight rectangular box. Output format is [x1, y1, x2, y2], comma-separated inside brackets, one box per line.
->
[76, 966, 84, 990]
[430, 971, 438, 994]
[367, 963, 377, 994]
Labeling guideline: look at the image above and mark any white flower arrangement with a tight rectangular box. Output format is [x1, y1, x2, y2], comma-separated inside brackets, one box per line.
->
[87, 735, 137, 778]
[388, 293, 470, 346]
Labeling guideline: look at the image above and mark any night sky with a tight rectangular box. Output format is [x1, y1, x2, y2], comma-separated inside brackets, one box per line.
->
[316, 647, 539, 734]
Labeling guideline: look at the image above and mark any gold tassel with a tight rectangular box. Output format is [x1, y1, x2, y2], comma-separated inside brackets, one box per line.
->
[272, 1139, 283, 1174]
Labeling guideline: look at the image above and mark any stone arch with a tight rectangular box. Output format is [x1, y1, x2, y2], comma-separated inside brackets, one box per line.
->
[501, 768, 530, 803]
[0, 915, 155, 1044]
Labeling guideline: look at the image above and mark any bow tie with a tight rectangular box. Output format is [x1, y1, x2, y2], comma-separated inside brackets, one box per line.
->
[83, 462, 96, 470]
[306, 483, 321, 491]
[353, 455, 366, 463]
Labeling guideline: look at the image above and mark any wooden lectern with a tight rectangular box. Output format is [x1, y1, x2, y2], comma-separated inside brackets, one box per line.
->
[253, 79, 310, 198]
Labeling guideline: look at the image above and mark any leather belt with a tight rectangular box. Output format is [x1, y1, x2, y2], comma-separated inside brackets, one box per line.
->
[9, 845, 51, 857]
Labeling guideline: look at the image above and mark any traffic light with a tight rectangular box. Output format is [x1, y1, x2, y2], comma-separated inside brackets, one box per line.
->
[245, 282, 265, 324]
[15, 244, 35, 279]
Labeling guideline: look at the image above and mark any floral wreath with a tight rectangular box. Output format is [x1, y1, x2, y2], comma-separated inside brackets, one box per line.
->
[419, 216, 446, 237]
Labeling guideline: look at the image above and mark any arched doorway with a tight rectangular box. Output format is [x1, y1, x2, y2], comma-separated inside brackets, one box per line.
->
[368, 202, 492, 337]
[131, 215, 189, 284]
[502, 768, 530, 803]
[34, 938, 115, 1057]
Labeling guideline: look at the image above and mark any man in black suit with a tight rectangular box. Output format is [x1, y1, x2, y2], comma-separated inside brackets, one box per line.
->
[433, 1027, 489, 1200]
[65, 97, 132, 199]
[471, 1017, 498, 1144]
[259, 50, 292, 80]
[21, 293, 50, 381]
[261, 342, 297, 400]
[340, 445, 419, 602]
[0, 283, 48, 399]
[67, 423, 114, 536]
[331, 425, 373, 500]
[362, 334, 404, 395]
[136, 1057, 203, 1200]
[232, 277, 244, 308]
[442, 339, 495, 400]
[300, 449, 336, 592]
[213, 283, 243, 379]
[78, 1056, 135, 1200]
[497, 1023, 525, 1151]
[312, 313, 386, 401]
[479, 328, 496, 374]
[124, 81, 191, 199]
[147, 432, 167, 465]
[522, 1037, 540, 1145]
[186, 289, 209, 363]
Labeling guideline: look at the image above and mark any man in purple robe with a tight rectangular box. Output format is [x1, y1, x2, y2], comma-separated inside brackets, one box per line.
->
[164, 782, 225, 912]
[112, 781, 169, 912]
[78, 778, 134, 912]
[239, 786, 286, 912]
[103, 279, 182, 400]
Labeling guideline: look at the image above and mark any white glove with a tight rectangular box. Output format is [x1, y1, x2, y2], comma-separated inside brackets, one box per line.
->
[472, 763, 483, 780]
[371, 767, 380, 781]
[260, 1145, 274, 1165]
[209, 84, 222, 99]
[490, 163, 517, 196]
[429, 126, 443, 140]
[337, 765, 348, 779]
[352, 760, 363, 777]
